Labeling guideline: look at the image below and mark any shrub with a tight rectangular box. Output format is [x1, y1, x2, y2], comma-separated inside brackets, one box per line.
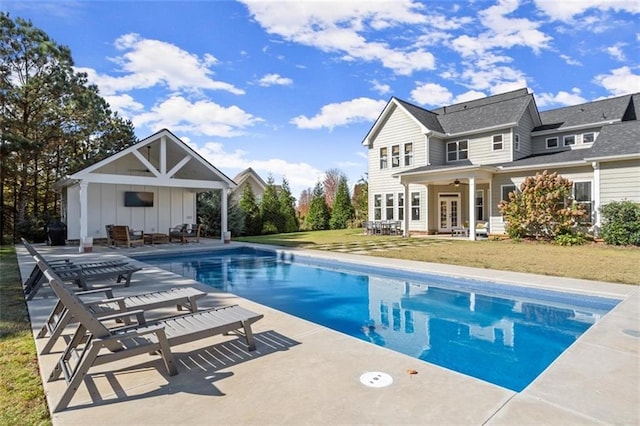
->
[498, 170, 586, 240]
[599, 200, 640, 246]
[554, 231, 586, 246]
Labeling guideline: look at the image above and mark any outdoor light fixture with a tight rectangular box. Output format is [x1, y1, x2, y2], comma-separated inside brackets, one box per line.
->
[454, 179, 460, 187]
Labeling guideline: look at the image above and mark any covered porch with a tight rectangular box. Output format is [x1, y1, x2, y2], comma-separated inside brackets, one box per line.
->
[396, 166, 496, 240]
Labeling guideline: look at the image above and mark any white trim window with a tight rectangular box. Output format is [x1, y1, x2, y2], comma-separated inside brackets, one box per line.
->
[546, 137, 559, 149]
[374, 194, 382, 220]
[514, 133, 520, 151]
[492, 134, 503, 151]
[564, 135, 576, 146]
[475, 190, 484, 221]
[583, 132, 595, 143]
[379, 147, 388, 169]
[411, 192, 420, 220]
[398, 192, 404, 220]
[573, 181, 592, 223]
[386, 193, 394, 219]
[501, 184, 517, 203]
[404, 143, 413, 166]
[391, 145, 400, 168]
[447, 140, 468, 162]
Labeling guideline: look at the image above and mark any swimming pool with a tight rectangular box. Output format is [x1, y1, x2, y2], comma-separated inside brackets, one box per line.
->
[135, 247, 620, 392]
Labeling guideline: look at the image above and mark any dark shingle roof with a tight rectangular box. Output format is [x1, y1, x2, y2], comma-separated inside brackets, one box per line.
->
[393, 98, 444, 133]
[492, 149, 591, 169]
[536, 94, 633, 130]
[587, 120, 640, 159]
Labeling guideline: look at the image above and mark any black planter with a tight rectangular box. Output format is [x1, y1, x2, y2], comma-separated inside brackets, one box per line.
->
[46, 220, 67, 246]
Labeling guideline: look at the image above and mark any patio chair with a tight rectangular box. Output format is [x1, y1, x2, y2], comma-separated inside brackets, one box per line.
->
[169, 223, 202, 244]
[475, 221, 489, 238]
[39, 260, 263, 412]
[22, 238, 142, 300]
[37, 286, 207, 355]
[112, 225, 144, 247]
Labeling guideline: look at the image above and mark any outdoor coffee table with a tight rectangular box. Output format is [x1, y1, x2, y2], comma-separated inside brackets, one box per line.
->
[144, 233, 170, 245]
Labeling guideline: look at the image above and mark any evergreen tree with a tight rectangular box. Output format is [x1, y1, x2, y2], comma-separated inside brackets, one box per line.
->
[330, 176, 355, 229]
[352, 174, 368, 223]
[239, 184, 261, 236]
[197, 191, 245, 238]
[306, 182, 330, 230]
[260, 175, 283, 234]
[279, 177, 299, 233]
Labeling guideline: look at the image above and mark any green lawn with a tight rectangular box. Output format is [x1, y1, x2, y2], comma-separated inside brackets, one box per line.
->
[1, 229, 637, 422]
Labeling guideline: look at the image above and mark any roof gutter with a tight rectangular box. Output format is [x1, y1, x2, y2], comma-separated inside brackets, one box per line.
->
[428, 122, 518, 139]
[495, 160, 587, 173]
[584, 153, 640, 162]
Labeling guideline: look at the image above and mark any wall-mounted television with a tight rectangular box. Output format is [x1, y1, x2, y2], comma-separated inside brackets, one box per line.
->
[124, 191, 154, 207]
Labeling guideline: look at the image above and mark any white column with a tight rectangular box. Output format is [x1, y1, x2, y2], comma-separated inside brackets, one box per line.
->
[221, 187, 228, 243]
[79, 181, 88, 252]
[468, 177, 476, 241]
[592, 161, 600, 228]
[403, 183, 410, 237]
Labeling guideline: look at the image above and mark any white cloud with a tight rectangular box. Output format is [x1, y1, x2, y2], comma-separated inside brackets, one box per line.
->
[195, 141, 323, 195]
[533, 0, 640, 21]
[410, 83, 453, 106]
[593, 66, 640, 95]
[240, 0, 437, 75]
[606, 43, 627, 61]
[132, 95, 263, 137]
[76, 33, 244, 96]
[290, 97, 387, 130]
[535, 88, 587, 107]
[370, 80, 391, 95]
[103, 94, 144, 116]
[258, 73, 293, 87]
[560, 54, 582, 66]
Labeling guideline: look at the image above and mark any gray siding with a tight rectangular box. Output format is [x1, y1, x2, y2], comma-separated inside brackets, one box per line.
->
[513, 110, 535, 160]
[531, 127, 600, 155]
[428, 135, 445, 166]
[600, 159, 640, 204]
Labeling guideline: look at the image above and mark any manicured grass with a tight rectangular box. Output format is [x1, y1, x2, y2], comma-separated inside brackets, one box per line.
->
[0, 246, 51, 425]
[236, 229, 640, 285]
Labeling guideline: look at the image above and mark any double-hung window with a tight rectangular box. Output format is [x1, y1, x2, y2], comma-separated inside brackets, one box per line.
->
[411, 192, 420, 220]
[492, 134, 503, 151]
[379, 147, 388, 169]
[447, 140, 468, 162]
[398, 192, 404, 220]
[514, 134, 520, 151]
[385, 194, 394, 219]
[501, 184, 517, 203]
[391, 145, 400, 168]
[374, 195, 382, 220]
[574, 182, 592, 223]
[564, 135, 575, 146]
[546, 137, 558, 149]
[475, 190, 484, 221]
[404, 143, 413, 166]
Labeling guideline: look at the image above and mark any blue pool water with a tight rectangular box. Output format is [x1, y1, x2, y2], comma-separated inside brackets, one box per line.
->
[135, 247, 620, 391]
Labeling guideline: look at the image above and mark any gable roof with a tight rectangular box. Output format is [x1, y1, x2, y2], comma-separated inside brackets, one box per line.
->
[534, 93, 634, 131]
[232, 167, 268, 191]
[56, 128, 236, 189]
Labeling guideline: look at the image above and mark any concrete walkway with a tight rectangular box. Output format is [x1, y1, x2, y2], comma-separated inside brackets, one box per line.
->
[16, 240, 639, 425]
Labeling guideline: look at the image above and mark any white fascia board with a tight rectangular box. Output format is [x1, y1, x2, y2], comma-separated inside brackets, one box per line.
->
[77, 173, 230, 189]
[584, 153, 640, 162]
[495, 161, 586, 173]
[531, 120, 621, 136]
[393, 164, 495, 178]
[439, 122, 518, 139]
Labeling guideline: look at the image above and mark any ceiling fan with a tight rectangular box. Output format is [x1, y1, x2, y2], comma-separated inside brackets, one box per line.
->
[449, 179, 468, 187]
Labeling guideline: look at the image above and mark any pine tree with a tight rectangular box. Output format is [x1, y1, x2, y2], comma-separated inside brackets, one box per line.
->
[260, 175, 283, 234]
[239, 184, 261, 236]
[330, 176, 355, 229]
[279, 177, 299, 233]
[306, 182, 330, 230]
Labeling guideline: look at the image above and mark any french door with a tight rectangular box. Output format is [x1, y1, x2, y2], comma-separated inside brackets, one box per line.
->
[438, 194, 461, 233]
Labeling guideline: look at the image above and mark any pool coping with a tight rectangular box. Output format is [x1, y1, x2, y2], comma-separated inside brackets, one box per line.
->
[17, 240, 640, 424]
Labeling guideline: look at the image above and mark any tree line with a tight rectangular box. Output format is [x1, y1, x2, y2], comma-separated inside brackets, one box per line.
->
[0, 13, 138, 243]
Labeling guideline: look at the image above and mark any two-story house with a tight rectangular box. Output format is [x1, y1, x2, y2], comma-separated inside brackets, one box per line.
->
[362, 88, 640, 239]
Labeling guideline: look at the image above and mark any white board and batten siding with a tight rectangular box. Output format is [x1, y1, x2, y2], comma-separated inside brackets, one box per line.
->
[66, 182, 196, 240]
[368, 105, 428, 231]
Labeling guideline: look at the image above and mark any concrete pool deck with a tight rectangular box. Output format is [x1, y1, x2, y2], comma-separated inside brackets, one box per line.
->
[16, 240, 639, 425]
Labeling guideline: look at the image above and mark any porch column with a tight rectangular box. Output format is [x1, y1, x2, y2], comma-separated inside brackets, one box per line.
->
[221, 187, 228, 243]
[468, 177, 476, 241]
[403, 183, 410, 237]
[79, 181, 89, 252]
[592, 161, 600, 228]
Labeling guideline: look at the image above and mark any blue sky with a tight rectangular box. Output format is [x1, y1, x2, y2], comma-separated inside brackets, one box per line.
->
[2, 0, 639, 198]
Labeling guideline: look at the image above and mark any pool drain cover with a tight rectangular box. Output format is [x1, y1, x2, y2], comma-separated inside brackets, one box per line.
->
[360, 371, 393, 388]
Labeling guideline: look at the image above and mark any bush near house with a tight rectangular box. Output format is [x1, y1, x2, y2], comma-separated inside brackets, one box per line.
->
[599, 200, 640, 246]
[498, 170, 586, 240]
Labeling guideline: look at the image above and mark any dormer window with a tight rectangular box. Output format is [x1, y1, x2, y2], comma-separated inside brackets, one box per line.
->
[564, 135, 576, 146]
[492, 134, 503, 151]
[546, 137, 558, 149]
[583, 132, 595, 143]
[447, 140, 468, 162]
